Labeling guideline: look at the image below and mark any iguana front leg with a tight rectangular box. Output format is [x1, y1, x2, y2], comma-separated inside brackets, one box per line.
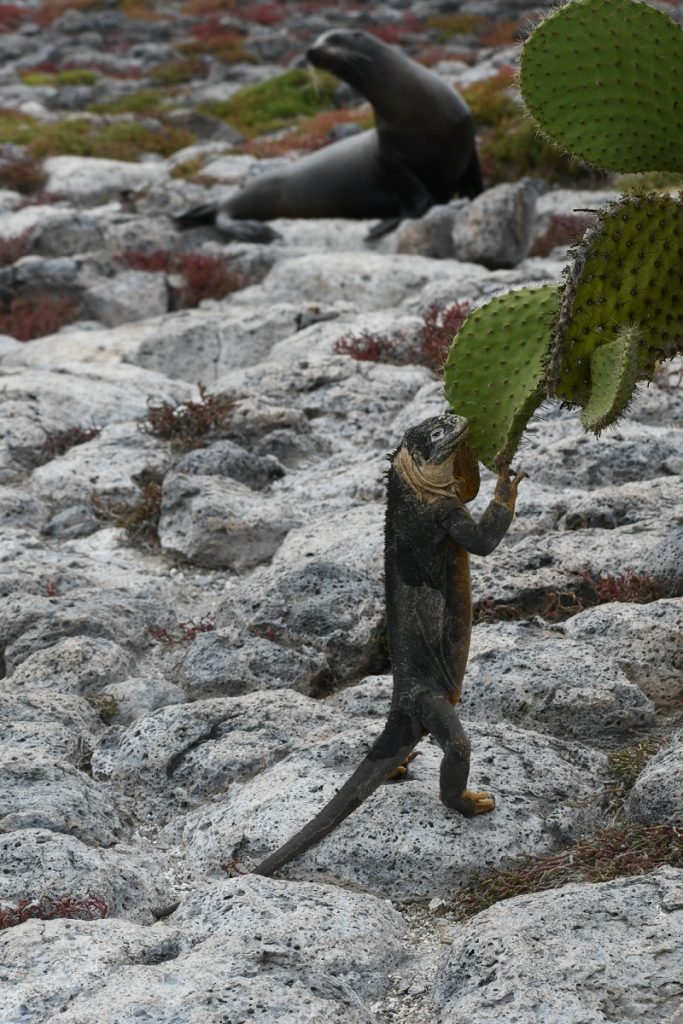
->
[440, 459, 526, 555]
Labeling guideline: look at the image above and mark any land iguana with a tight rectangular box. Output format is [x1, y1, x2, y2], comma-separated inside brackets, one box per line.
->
[253, 412, 525, 876]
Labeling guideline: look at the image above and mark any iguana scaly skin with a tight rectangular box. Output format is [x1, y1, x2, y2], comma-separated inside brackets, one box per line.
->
[254, 413, 525, 875]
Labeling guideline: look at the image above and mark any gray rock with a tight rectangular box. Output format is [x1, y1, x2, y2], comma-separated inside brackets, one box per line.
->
[562, 599, 683, 708]
[83, 269, 168, 327]
[165, 716, 605, 899]
[0, 690, 101, 765]
[523, 421, 683, 489]
[173, 439, 284, 488]
[159, 471, 297, 570]
[626, 736, 683, 826]
[233, 252, 476, 311]
[391, 202, 466, 259]
[92, 691, 340, 820]
[0, 586, 175, 674]
[127, 303, 339, 382]
[560, 476, 681, 530]
[29, 214, 106, 258]
[0, 363, 192, 478]
[0, 876, 407, 1023]
[175, 628, 329, 700]
[44, 155, 168, 204]
[434, 868, 683, 1024]
[451, 180, 538, 268]
[169, 875, 409, 1002]
[0, 751, 122, 846]
[0, 829, 174, 922]
[461, 622, 654, 740]
[97, 675, 185, 725]
[4, 636, 134, 696]
[218, 542, 386, 684]
[641, 529, 683, 598]
[0, 486, 48, 531]
[30, 421, 169, 509]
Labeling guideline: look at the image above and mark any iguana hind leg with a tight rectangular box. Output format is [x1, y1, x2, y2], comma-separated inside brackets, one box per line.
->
[420, 694, 495, 817]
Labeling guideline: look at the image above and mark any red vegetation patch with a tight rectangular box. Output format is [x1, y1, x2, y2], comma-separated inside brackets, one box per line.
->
[0, 295, 81, 341]
[530, 212, 594, 257]
[369, 14, 422, 44]
[149, 617, 215, 644]
[474, 569, 666, 625]
[239, 1, 287, 25]
[242, 108, 368, 158]
[92, 478, 163, 545]
[0, 151, 47, 195]
[0, 895, 107, 930]
[334, 301, 471, 374]
[479, 18, 523, 46]
[0, 4, 31, 30]
[120, 249, 247, 307]
[0, 231, 31, 268]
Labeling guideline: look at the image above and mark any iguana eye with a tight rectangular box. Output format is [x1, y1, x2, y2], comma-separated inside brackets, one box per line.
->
[430, 427, 445, 442]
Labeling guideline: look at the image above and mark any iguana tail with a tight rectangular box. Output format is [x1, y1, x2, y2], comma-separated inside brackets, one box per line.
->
[253, 707, 423, 876]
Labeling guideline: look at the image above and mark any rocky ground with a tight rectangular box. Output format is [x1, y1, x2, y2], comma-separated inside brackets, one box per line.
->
[1, 1, 682, 1022]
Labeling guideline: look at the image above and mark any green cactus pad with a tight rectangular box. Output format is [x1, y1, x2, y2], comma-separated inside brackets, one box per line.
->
[580, 324, 642, 433]
[443, 285, 560, 469]
[550, 193, 683, 403]
[520, 0, 683, 173]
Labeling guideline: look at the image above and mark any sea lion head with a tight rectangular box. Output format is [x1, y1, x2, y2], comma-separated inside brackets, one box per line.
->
[306, 29, 386, 91]
[391, 413, 481, 503]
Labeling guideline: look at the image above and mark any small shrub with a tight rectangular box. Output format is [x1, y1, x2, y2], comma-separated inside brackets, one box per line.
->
[0, 295, 81, 341]
[606, 740, 666, 798]
[427, 13, 483, 40]
[369, 15, 422, 45]
[454, 823, 683, 919]
[459, 70, 519, 128]
[0, 894, 107, 930]
[33, 424, 100, 466]
[0, 114, 195, 161]
[57, 68, 99, 85]
[0, 151, 46, 194]
[92, 478, 163, 545]
[149, 617, 215, 645]
[334, 331, 396, 364]
[0, 231, 31, 267]
[178, 27, 250, 64]
[20, 71, 56, 86]
[203, 68, 338, 138]
[139, 385, 235, 452]
[150, 56, 207, 85]
[479, 18, 523, 47]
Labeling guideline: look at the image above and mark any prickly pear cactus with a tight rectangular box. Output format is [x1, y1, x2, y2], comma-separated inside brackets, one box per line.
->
[580, 324, 642, 432]
[443, 285, 560, 469]
[550, 193, 683, 407]
[520, 0, 683, 173]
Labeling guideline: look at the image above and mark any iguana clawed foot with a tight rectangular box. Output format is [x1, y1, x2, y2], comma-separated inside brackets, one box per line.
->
[387, 750, 421, 781]
[447, 788, 496, 817]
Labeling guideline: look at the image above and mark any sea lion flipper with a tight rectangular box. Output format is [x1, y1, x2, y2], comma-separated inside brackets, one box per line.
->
[365, 216, 402, 241]
[214, 214, 282, 243]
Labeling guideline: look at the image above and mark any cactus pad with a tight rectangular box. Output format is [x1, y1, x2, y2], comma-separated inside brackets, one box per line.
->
[550, 193, 683, 403]
[443, 285, 560, 469]
[520, 0, 683, 173]
[580, 324, 642, 433]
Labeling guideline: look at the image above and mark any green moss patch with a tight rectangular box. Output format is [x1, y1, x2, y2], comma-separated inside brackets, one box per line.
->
[203, 67, 338, 138]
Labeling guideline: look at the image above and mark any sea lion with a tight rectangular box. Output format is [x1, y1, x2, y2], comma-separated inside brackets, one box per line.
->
[175, 29, 482, 242]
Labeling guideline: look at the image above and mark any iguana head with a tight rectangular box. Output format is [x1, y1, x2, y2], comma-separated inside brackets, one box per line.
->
[392, 413, 480, 503]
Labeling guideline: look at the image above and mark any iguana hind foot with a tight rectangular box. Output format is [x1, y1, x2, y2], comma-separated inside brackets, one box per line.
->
[445, 788, 495, 817]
